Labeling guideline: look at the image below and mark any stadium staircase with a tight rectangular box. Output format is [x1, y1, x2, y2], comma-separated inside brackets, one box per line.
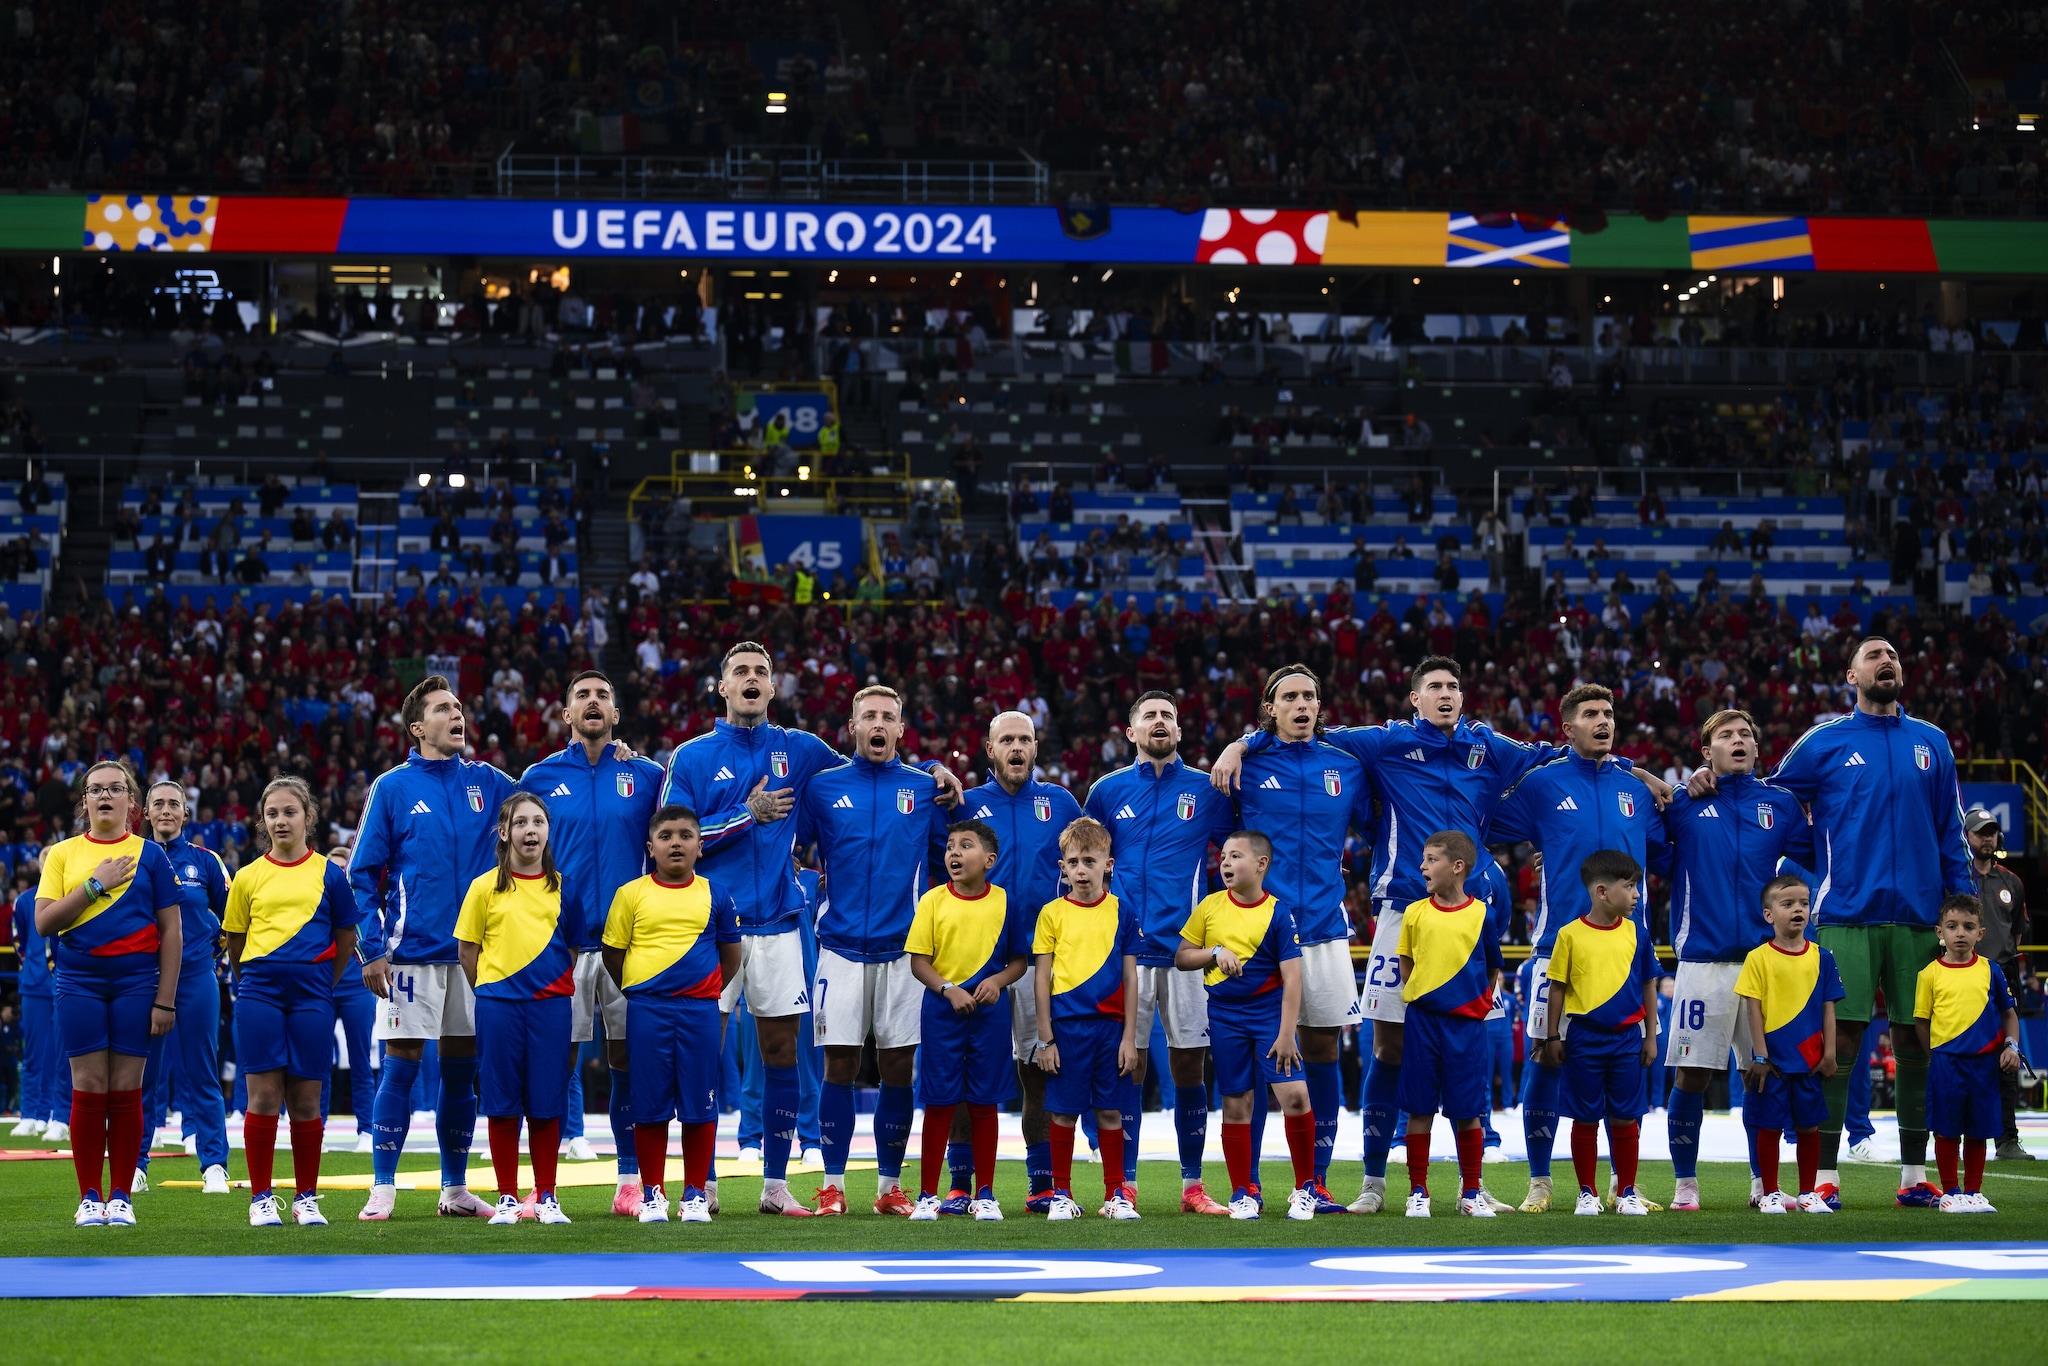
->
[50, 471, 111, 617]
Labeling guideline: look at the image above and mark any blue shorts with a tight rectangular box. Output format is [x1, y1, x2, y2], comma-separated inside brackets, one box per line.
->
[1400, 1008, 1490, 1121]
[476, 995, 573, 1119]
[1562, 1024, 1647, 1123]
[1746, 1070, 1826, 1132]
[54, 955, 159, 1058]
[1928, 1050, 2002, 1141]
[918, 991, 1018, 1107]
[627, 995, 720, 1126]
[1210, 1002, 1297, 1098]
[235, 960, 337, 1081]
[1044, 1013, 1137, 1117]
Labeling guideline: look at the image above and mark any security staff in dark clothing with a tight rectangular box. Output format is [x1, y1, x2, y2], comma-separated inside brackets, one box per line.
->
[1966, 806, 2035, 1161]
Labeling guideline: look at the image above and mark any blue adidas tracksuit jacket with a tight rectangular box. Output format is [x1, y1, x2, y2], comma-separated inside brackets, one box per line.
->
[1233, 739, 1374, 946]
[519, 741, 665, 951]
[960, 775, 1084, 935]
[1658, 773, 1815, 962]
[798, 755, 949, 962]
[1768, 708, 1973, 928]
[352, 750, 517, 964]
[1083, 755, 1237, 966]
[1488, 750, 1667, 952]
[155, 833, 230, 967]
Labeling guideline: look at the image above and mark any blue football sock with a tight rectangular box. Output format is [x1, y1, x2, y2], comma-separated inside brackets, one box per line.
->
[1305, 1059, 1342, 1183]
[1121, 1102, 1142, 1183]
[436, 1054, 479, 1188]
[1360, 1057, 1401, 1179]
[1173, 1092, 1208, 1181]
[1745, 1123, 1762, 1179]
[873, 1085, 914, 1183]
[1025, 1140, 1052, 1193]
[608, 1069, 638, 1178]
[1523, 1062, 1560, 1180]
[371, 1055, 419, 1187]
[762, 1065, 798, 1183]
[946, 1140, 974, 1192]
[820, 1081, 855, 1179]
[1080, 1107, 1099, 1149]
[1248, 1084, 1268, 1188]
[1668, 1088, 1705, 1180]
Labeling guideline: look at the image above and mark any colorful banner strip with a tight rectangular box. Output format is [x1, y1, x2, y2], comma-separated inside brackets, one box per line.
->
[2, 195, 2047, 273]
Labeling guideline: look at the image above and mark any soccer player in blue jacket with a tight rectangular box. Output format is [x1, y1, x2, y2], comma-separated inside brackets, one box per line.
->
[518, 669, 663, 1215]
[1655, 708, 1814, 1211]
[661, 641, 960, 1216]
[1229, 665, 1373, 1211]
[1082, 690, 1237, 1214]
[1488, 683, 1668, 1212]
[797, 684, 951, 1216]
[133, 781, 231, 1195]
[945, 711, 1083, 1211]
[350, 673, 517, 1220]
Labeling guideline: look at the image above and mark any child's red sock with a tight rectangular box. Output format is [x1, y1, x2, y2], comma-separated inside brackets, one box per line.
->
[1406, 1125, 1432, 1194]
[290, 1118, 324, 1197]
[919, 1103, 957, 1197]
[1608, 1119, 1639, 1194]
[1755, 1128, 1782, 1193]
[244, 1112, 280, 1197]
[1222, 1120, 1252, 1193]
[1570, 1120, 1600, 1193]
[1050, 1121, 1076, 1193]
[635, 1123, 668, 1194]
[969, 1104, 998, 1193]
[1935, 1134, 1960, 1191]
[529, 1117, 560, 1200]
[682, 1121, 715, 1192]
[70, 1089, 108, 1198]
[1285, 1112, 1317, 1188]
[488, 1116, 523, 1199]
[106, 1088, 143, 1197]
[1795, 1129, 1819, 1195]
[1098, 1125, 1126, 1200]
[1964, 1138, 1986, 1194]
[1455, 1125, 1485, 1194]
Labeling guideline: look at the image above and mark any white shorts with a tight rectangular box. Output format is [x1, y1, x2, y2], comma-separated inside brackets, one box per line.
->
[1663, 960, 1750, 1069]
[813, 949, 921, 1051]
[1128, 964, 1210, 1051]
[1011, 964, 1042, 1062]
[571, 950, 628, 1044]
[1358, 903, 1408, 1024]
[1298, 939, 1365, 1029]
[718, 932, 813, 1019]
[373, 963, 476, 1042]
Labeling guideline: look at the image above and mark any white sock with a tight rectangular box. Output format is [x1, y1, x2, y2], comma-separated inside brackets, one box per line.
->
[879, 1173, 901, 1198]
[825, 1168, 846, 1188]
[1364, 1173, 1386, 1192]
[1183, 1176, 1202, 1191]
[618, 1174, 638, 1189]
[764, 1177, 787, 1197]
[1817, 1168, 1839, 1188]
[1901, 1163, 1925, 1187]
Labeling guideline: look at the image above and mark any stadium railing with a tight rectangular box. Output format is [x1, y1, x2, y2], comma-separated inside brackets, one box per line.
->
[495, 147, 1051, 204]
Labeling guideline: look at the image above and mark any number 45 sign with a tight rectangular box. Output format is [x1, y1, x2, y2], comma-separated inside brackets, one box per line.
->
[750, 515, 864, 578]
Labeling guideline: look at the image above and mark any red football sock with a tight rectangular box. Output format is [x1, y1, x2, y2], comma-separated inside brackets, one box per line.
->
[1050, 1120, 1076, 1193]
[1571, 1120, 1600, 1193]
[919, 1103, 957, 1197]
[1756, 1129, 1782, 1193]
[106, 1088, 143, 1198]
[1934, 1134, 1960, 1191]
[488, 1116, 523, 1199]
[290, 1118, 324, 1197]
[969, 1104, 998, 1193]
[1222, 1120, 1252, 1194]
[243, 1112, 280, 1197]
[682, 1121, 715, 1192]
[529, 1118, 560, 1200]
[1795, 1130, 1819, 1195]
[1609, 1120, 1639, 1194]
[1406, 1124, 1432, 1194]
[1098, 1125, 1126, 1200]
[1964, 1138, 1986, 1194]
[1285, 1112, 1317, 1188]
[635, 1122, 668, 1193]
[70, 1089, 108, 1198]
[1456, 1125, 1485, 1194]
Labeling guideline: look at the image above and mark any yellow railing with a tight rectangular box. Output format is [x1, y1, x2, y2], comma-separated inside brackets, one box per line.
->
[628, 449, 957, 526]
[1959, 757, 2048, 856]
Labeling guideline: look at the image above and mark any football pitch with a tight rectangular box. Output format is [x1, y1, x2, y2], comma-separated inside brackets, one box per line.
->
[3, 1132, 2044, 1364]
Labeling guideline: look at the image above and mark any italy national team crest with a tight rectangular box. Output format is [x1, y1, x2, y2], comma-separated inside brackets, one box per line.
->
[1617, 791, 1636, 819]
[1323, 770, 1342, 797]
[466, 786, 484, 813]
[616, 772, 635, 799]
[771, 752, 789, 779]
[896, 789, 916, 815]
[1034, 795, 1052, 822]
[1913, 744, 1931, 771]
[1467, 746, 1486, 770]
[1177, 793, 1197, 820]
[1757, 803, 1775, 830]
